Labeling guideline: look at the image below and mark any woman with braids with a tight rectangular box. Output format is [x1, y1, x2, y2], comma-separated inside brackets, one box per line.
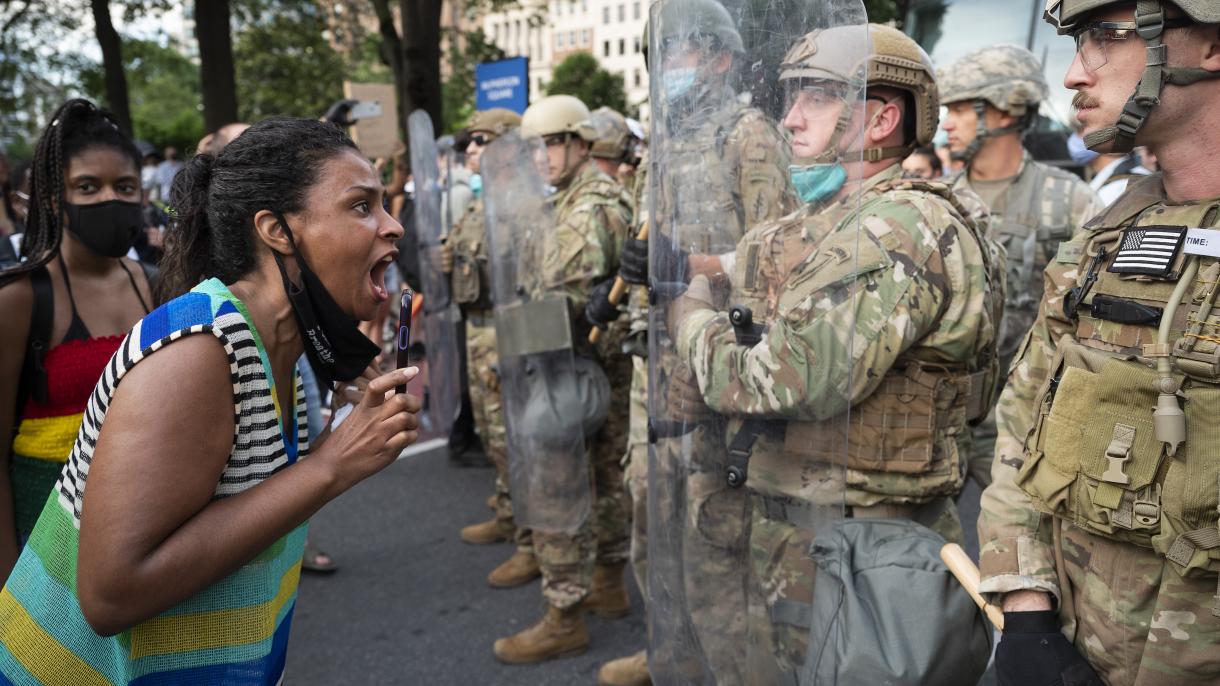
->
[0, 100, 156, 578]
[0, 114, 419, 683]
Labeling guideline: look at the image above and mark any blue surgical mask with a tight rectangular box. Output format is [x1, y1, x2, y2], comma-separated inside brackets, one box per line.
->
[789, 163, 847, 204]
[470, 173, 483, 199]
[1068, 132, 1099, 166]
[663, 68, 698, 102]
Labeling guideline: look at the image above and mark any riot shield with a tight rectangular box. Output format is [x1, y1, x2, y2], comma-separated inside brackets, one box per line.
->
[646, 0, 869, 683]
[408, 110, 462, 436]
[481, 130, 592, 534]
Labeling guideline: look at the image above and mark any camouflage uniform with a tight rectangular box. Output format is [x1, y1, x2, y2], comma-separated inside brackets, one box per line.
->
[528, 161, 635, 610]
[675, 164, 1002, 679]
[941, 46, 1104, 488]
[448, 198, 533, 551]
[978, 175, 1220, 686]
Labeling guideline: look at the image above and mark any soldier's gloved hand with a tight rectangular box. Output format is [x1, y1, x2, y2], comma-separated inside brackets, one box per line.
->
[666, 363, 712, 424]
[995, 611, 1105, 686]
[440, 240, 455, 274]
[585, 278, 620, 330]
[620, 229, 689, 286]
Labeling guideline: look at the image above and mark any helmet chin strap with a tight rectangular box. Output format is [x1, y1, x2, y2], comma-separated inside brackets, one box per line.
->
[950, 100, 1026, 163]
[1085, 0, 1220, 152]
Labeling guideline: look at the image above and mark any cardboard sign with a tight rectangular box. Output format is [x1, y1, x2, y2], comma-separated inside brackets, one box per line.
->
[343, 81, 399, 159]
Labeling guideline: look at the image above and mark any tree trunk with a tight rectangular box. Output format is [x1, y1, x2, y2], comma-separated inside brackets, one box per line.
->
[400, 0, 443, 135]
[194, 0, 238, 133]
[370, 0, 408, 140]
[90, 0, 131, 134]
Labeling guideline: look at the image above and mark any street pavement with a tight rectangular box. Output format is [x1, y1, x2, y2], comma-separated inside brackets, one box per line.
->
[286, 439, 992, 685]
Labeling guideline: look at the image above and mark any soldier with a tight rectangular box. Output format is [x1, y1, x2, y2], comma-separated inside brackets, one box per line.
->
[441, 108, 544, 588]
[665, 22, 1002, 682]
[589, 107, 634, 180]
[978, 2, 1220, 685]
[939, 44, 1105, 489]
[589, 0, 796, 680]
[487, 94, 635, 664]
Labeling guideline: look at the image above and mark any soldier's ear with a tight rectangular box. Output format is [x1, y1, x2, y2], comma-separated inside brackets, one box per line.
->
[1199, 24, 1220, 72]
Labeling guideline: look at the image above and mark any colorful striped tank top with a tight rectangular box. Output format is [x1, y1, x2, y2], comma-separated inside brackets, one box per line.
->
[0, 278, 310, 685]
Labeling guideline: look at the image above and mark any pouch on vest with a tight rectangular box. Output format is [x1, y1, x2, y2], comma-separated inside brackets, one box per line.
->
[801, 519, 993, 686]
[452, 238, 484, 306]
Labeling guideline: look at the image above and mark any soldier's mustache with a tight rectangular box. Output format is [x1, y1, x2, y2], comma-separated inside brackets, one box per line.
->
[1072, 92, 1100, 111]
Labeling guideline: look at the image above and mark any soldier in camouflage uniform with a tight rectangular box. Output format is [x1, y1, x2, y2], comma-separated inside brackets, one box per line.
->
[492, 95, 635, 664]
[441, 108, 544, 588]
[668, 24, 1003, 681]
[978, 2, 1220, 685]
[939, 45, 1105, 489]
[590, 1, 797, 680]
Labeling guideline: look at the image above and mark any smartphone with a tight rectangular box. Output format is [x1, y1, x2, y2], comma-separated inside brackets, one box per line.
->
[349, 100, 383, 121]
[396, 288, 413, 395]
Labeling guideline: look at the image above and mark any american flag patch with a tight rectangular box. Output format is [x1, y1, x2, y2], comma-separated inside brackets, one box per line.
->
[1107, 225, 1187, 277]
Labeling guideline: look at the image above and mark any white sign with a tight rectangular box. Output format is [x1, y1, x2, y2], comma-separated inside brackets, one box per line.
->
[1183, 228, 1220, 258]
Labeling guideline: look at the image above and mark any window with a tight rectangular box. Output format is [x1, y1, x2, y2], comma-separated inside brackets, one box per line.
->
[581, 0, 587, 12]
[633, 1, 640, 19]
[619, 38, 625, 55]
[618, 4, 625, 21]
[604, 40, 611, 57]
[603, 6, 610, 23]
[557, 32, 565, 48]
[570, 30, 576, 46]
[634, 36, 641, 53]
[582, 29, 590, 45]
[634, 68, 641, 87]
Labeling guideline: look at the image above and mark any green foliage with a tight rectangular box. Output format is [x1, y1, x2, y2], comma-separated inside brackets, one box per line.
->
[545, 52, 628, 114]
[81, 37, 204, 153]
[0, 2, 86, 155]
[441, 29, 506, 134]
[864, 0, 906, 27]
[233, 2, 345, 122]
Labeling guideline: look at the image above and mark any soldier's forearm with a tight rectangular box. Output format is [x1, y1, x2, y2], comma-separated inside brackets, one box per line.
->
[1003, 589, 1053, 612]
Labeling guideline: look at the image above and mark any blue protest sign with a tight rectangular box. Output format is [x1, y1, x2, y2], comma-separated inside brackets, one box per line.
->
[475, 57, 530, 113]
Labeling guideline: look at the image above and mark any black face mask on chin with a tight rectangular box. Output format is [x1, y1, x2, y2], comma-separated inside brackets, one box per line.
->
[272, 213, 380, 387]
[64, 199, 143, 258]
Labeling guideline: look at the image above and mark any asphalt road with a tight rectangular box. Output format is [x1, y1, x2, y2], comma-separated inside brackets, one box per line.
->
[285, 440, 992, 685]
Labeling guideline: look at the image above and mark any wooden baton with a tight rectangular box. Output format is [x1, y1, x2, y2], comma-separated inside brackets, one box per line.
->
[589, 223, 650, 344]
[940, 542, 1006, 632]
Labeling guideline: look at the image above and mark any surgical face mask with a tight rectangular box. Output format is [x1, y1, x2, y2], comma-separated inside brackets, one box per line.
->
[64, 199, 143, 258]
[663, 68, 698, 102]
[470, 173, 483, 199]
[272, 213, 381, 387]
[1067, 132, 1100, 166]
[789, 163, 847, 205]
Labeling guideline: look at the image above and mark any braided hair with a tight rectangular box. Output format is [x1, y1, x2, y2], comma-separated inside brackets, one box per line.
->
[0, 99, 140, 285]
[158, 117, 359, 301]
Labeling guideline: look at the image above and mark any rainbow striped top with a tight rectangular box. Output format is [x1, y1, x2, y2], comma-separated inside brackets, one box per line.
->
[0, 278, 310, 685]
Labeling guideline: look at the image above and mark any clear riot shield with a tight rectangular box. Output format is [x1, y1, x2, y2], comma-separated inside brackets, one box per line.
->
[408, 110, 462, 436]
[646, 0, 868, 683]
[481, 130, 592, 534]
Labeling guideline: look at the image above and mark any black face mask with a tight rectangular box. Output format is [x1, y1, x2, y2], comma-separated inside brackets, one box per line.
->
[64, 199, 143, 258]
[272, 213, 380, 387]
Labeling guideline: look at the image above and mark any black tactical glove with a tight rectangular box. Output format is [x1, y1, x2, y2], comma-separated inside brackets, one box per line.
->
[585, 278, 620, 330]
[995, 611, 1105, 686]
[620, 230, 689, 286]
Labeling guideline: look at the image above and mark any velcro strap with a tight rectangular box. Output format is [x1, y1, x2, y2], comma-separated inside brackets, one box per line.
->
[1101, 423, 1135, 486]
[1166, 528, 1220, 567]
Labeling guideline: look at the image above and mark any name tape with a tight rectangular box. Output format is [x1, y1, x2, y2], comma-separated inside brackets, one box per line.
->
[1183, 228, 1220, 258]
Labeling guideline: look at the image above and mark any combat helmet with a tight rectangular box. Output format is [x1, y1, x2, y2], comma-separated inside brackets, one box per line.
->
[468, 108, 522, 142]
[938, 45, 1049, 162]
[521, 94, 597, 141]
[1045, 0, 1220, 152]
[654, 0, 744, 56]
[589, 107, 633, 160]
[780, 23, 936, 165]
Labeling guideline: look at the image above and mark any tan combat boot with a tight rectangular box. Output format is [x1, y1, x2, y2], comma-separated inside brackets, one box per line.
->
[487, 550, 541, 588]
[597, 649, 651, 686]
[460, 518, 511, 545]
[580, 562, 630, 618]
[486, 493, 497, 511]
[493, 605, 589, 664]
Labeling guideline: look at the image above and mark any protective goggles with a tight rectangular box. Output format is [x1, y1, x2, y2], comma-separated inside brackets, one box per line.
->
[1071, 17, 1192, 72]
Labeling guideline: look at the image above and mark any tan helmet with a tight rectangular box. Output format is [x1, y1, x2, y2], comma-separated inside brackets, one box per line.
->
[1044, 0, 1220, 153]
[468, 108, 522, 141]
[938, 44, 1048, 118]
[589, 107, 632, 160]
[654, 0, 744, 55]
[520, 95, 597, 141]
[780, 23, 936, 163]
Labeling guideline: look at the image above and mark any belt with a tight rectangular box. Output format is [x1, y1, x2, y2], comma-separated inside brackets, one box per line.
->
[753, 494, 925, 531]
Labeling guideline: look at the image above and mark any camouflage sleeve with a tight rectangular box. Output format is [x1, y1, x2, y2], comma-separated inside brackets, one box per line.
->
[1069, 177, 1105, 238]
[676, 202, 953, 420]
[541, 194, 632, 314]
[724, 113, 796, 229]
[977, 233, 1088, 603]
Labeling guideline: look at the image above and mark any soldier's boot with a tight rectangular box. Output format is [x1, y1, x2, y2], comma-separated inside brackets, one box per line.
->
[486, 494, 497, 511]
[460, 518, 512, 545]
[580, 562, 631, 619]
[597, 649, 651, 686]
[487, 550, 541, 588]
[493, 606, 589, 664]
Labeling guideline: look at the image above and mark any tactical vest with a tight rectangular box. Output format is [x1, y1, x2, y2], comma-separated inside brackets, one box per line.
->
[1017, 176, 1220, 599]
[733, 177, 1001, 503]
[450, 198, 491, 310]
[955, 161, 1078, 359]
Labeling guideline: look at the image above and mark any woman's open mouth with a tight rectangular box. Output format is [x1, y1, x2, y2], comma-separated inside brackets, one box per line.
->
[369, 255, 394, 303]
